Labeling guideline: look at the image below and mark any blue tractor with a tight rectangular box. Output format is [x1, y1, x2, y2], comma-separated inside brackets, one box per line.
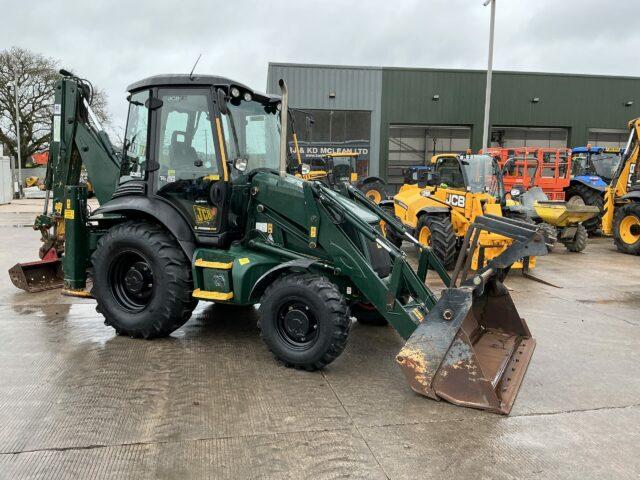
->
[566, 146, 624, 232]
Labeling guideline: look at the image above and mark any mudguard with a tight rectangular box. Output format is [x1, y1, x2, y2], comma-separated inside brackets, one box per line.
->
[93, 196, 197, 259]
[571, 176, 607, 192]
[248, 258, 317, 301]
[417, 206, 450, 215]
[355, 175, 386, 189]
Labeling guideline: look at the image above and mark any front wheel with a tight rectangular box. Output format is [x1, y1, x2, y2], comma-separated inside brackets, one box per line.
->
[561, 224, 588, 252]
[91, 221, 197, 338]
[613, 203, 640, 255]
[416, 214, 457, 269]
[259, 273, 351, 370]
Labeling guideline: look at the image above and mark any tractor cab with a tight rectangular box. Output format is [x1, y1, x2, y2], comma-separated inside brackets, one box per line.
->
[320, 152, 359, 186]
[114, 75, 282, 248]
[571, 146, 623, 186]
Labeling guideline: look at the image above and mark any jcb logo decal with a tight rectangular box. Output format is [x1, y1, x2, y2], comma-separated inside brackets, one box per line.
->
[193, 205, 217, 224]
[445, 193, 466, 208]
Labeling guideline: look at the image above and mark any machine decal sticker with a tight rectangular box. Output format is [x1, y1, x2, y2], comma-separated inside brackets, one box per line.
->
[193, 205, 217, 225]
[445, 193, 466, 208]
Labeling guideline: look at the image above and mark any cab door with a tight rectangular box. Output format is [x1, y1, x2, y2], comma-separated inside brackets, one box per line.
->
[153, 88, 228, 239]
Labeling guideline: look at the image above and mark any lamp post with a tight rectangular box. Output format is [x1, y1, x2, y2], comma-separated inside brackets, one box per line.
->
[10, 79, 23, 198]
[482, 0, 496, 151]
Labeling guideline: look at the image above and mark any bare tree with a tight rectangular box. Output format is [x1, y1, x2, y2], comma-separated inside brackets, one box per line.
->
[0, 47, 110, 166]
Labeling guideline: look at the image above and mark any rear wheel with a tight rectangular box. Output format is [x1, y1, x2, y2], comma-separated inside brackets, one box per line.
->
[359, 180, 387, 204]
[416, 214, 457, 269]
[91, 221, 197, 338]
[259, 273, 351, 370]
[561, 224, 588, 252]
[613, 203, 640, 255]
[565, 184, 604, 233]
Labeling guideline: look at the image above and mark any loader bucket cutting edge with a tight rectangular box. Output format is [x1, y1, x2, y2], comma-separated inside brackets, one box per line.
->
[396, 281, 535, 415]
[8, 259, 63, 293]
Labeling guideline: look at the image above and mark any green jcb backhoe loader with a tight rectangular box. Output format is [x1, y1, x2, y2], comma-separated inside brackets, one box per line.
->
[9, 71, 548, 414]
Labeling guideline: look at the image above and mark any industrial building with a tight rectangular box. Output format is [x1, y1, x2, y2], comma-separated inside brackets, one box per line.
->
[266, 63, 640, 188]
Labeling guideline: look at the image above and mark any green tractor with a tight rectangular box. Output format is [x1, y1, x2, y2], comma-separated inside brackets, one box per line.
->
[9, 70, 548, 414]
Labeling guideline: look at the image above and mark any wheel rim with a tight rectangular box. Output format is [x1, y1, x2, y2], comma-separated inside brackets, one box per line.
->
[418, 225, 431, 245]
[619, 214, 640, 244]
[365, 189, 382, 203]
[108, 250, 154, 312]
[276, 299, 319, 350]
[567, 195, 585, 206]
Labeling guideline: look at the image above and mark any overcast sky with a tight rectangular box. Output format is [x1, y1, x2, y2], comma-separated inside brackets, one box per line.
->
[2, 0, 638, 137]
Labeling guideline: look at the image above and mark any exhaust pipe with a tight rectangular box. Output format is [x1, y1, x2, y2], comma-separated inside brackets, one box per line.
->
[278, 79, 289, 178]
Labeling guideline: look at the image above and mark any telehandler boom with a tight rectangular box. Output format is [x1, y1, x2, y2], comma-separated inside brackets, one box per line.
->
[9, 71, 548, 414]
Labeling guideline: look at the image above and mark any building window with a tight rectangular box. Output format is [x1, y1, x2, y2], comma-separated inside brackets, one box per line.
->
[289, 109, 371, 175]
[587, 129, 628, 148]
[491, 127, 568, 148]
[387, 125, 471, 188]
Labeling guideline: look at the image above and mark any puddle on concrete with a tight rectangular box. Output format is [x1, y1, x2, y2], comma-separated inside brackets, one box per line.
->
[577, 291, 640, 308]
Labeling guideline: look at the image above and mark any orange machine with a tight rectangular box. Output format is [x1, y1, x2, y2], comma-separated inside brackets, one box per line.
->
[483, 147, 571, 200]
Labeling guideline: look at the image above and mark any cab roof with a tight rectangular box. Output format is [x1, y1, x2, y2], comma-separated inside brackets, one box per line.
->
[127, 74, 276, 100]
[572, 146, 623, 154]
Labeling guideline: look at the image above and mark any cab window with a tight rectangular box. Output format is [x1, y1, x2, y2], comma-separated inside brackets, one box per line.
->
[156, 89, 218, 188]
[121, 90, 150, 183]
[435, 157, 465, 189]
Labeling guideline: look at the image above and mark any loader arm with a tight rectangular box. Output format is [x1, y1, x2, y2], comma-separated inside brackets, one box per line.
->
[307, 181, 547, 413]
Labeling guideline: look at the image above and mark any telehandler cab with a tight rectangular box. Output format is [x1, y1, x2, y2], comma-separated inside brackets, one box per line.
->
[8, 70, 548, 414]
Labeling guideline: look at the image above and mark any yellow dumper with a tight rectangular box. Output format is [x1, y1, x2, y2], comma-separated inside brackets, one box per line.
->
[509, 187, 599, 252]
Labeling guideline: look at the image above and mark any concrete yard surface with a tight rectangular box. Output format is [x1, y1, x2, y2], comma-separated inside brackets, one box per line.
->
[0, 211, 638, 479]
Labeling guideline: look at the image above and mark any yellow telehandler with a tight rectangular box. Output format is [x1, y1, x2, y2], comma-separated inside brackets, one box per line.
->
[389, 153, 539, 270]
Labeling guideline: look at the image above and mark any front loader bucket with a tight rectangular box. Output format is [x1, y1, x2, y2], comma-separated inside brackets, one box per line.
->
[8, 258, 63, 293]
[396, 279, 535, 415]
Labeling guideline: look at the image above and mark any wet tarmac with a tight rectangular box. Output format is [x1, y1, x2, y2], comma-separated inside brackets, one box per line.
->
[0, 218, 639, 479]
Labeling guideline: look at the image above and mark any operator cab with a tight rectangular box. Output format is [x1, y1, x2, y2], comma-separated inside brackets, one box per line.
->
[321, 152, 359, 186]
[432, 154, 504, 198]
[118, 74, 282, 247]
[571, 146, 623, 183]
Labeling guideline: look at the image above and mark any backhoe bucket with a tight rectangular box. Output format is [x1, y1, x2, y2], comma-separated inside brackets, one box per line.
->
[397, 277, 535, 415]
[8, 256, 63, 293]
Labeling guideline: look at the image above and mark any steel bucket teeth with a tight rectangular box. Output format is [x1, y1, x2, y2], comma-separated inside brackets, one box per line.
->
[396, 280, 535, 414]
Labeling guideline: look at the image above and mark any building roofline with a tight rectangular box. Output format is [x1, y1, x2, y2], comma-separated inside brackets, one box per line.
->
[267, 62, 640, 82]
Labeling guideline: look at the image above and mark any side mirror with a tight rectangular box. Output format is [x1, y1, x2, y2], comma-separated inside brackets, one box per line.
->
[418, 171, 440, 188]
[234, 157, 248, 172]
[217, 88, 229, 115]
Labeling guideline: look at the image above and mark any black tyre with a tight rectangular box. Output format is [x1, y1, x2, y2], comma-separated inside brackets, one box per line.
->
[613, 203, 640, 255]
[562, 224, 588, 252]
[351, 302, 388, 326]
[416, 214, 457, 269]
[91, 221, 197, 338]
[259, 273, 350, 370]
[565, 184, 604, 233]
[359, 179, 387, 204]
